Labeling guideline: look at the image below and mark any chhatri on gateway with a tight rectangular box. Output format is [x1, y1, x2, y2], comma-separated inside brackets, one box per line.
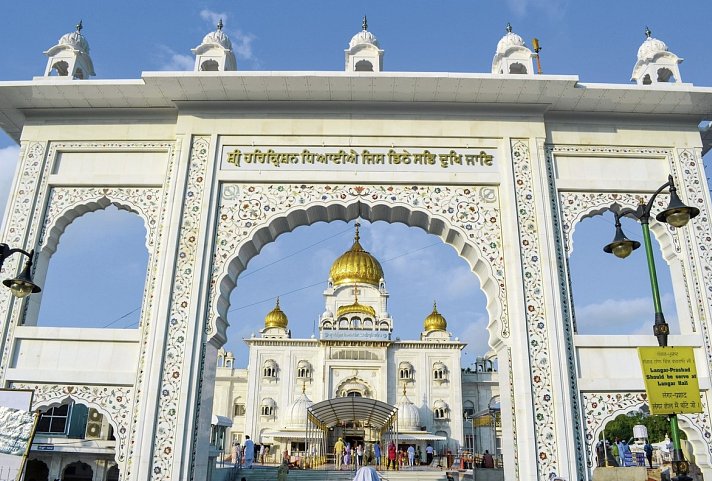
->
[0, 15, 711, 481]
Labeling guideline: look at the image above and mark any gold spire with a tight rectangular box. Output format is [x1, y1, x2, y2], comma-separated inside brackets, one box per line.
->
[329, 223, 384, 286]
[423, 301, 447, 332]
[264, 297, 288, 329]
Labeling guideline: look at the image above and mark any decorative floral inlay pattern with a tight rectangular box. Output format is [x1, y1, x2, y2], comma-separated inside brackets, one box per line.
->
[541, 141, 586, 477]
[11, 383, 133, 463]
[0, 142, 47, 377]
[150, 137, 211, 480]
[209, 184, 508, 338]
[676, 149, 712, 364]
[510, 139, 557, 478]
[40, 187, 163, 252]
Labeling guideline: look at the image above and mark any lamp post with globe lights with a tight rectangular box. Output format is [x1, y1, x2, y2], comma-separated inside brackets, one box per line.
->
[0, 243, 41, 298]
[603, 174, 698, 481]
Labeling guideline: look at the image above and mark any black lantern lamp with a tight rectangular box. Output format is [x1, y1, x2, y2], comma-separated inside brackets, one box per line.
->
[0, 244, 41, 298]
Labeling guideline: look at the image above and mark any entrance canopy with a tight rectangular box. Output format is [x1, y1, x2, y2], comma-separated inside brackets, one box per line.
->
[307, 397, 398, 432]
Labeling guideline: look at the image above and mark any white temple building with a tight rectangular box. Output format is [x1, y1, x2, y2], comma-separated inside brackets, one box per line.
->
[211, 224, 499, 462]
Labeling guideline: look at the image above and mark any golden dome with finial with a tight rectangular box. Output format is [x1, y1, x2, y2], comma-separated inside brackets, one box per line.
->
[264, 298, 288, 329]
[423, 301, 447, 332]
[329, 223, 384, 287]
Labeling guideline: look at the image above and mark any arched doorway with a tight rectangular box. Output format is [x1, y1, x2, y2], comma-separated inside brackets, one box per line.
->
[106, 464, 120, 481]
[23, 459, 49, 481]
[62, 461, 93, 481]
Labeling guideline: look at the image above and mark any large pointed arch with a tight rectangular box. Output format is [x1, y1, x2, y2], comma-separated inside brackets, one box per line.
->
[207, 184, 508, 350]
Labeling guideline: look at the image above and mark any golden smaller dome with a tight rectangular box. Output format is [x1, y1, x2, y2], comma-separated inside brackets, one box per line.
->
[329, 223, 384, 287]
[336, 301, 377, 319]
[424, 301, 447, 332]
[264, 298, 288, 329]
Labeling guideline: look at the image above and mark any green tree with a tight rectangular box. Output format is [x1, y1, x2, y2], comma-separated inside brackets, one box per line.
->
[601, 412, 685, 443]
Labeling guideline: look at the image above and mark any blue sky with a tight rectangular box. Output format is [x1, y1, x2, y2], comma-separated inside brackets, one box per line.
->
[0, 1, 710, 366]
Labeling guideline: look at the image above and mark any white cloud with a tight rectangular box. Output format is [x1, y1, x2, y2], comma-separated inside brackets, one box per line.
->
[0, 145, 20, 223]
[575, 292, 678, 335]
[154, 45, 194, 71]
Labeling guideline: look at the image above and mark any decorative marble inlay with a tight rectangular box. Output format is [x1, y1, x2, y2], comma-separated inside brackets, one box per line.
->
[541, 141, 586, 477]
[40, 187, 163, 253]
[150, 137, 211, 480]
[11, 383, 133, 463]
[0, 142, 47, 377]
[209, 183, 509, 339]
[510, 139, 557, 478]
[675, 149, 712, 370]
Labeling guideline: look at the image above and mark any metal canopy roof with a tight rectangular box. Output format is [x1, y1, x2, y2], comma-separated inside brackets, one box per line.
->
[307, 397, 397, 430]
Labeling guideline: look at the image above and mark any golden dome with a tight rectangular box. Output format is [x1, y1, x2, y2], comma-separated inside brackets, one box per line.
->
[424, 302, 447, 332]
[329, 223, 384, 286]
[264, 298, 288, 329]
[336, 301, 377, 319]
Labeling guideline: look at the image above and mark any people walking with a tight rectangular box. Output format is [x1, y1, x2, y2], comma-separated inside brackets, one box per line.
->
[407, 445, 415, 467]
[373, 441, 381, 468]
[243, 435, 255, 469]
[644, 441, 654, 468]
[426, 444, 434, 466]
[335, 437, 345, 470]
[357, 443, 364, 467]
[481, 450, 495, 468]
[387, 441, 397, 470]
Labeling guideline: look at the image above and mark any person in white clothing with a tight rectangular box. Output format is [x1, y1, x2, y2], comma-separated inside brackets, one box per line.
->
[407, 445, 415, 467]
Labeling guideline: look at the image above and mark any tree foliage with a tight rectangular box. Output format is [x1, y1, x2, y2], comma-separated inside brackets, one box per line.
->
[601, 412, 686, 443]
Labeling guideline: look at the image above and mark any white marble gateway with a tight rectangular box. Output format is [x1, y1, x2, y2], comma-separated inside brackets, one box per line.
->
[0, 19, 711, 481]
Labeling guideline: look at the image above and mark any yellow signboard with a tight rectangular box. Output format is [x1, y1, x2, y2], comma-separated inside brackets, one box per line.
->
[638, 346, 703, 415]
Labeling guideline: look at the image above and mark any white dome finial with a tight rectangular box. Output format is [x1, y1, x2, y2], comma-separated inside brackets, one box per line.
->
[192, 19, 237, 71]
[631, 27, 683, 85]
[492, 23, 534, 75]
[42, 22, 95, 79]
[345, 17, 384, 72]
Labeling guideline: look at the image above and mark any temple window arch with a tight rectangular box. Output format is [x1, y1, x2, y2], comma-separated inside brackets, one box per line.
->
[433, 400, 449, 420]
[200, 59, 219, 71]
[51, 60, 69, 76]
[355, 60, 373, 71]
[657, 67, 674, 82]
[233, 397, 246, 417]
[433, 361, 448, 382]
[509, 62, 527, 74]
[399, 361, 414, 380]
[263, 359, 278, 379]
[297, 360, 312, 380]
[260, 398, 276, 416]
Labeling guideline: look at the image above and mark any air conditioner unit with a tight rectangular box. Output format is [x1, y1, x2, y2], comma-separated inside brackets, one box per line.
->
[85, 408, 104, 439]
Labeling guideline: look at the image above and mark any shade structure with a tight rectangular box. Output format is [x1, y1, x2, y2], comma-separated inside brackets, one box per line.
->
[307, 397, 398, 431]
[211, 415, 233, 427]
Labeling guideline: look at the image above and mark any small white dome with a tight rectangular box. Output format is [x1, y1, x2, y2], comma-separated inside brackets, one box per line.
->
[285, 392, 313, 429]
[59, 22, 90, 52]
[349, 30, 379, 49]
[637, 36, 669, 61]
[202, 20, 233, 50]
[322, 309, 333, 319]
[495, 24, 525, 55]
[396, 393, 420, 431]
[349, 16, 379, 49]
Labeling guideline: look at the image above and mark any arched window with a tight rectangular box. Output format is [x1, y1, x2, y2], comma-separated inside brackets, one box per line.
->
[346, 391, 362, 397]
[433, 400, 449, 420]
[657, 67, 675, 82]
[263, 359, 278, 379]
[297, 360, 312, 380]
[355, 60, 373, 72]
[463, 400, 475, 419]
[261, 398, 276, 416]
[233, 398, 246, 417]
[433, 361, 448, 382]
[51, 60, 69, 76]
[398, 361, 414, 380]
[509, 62, 527, 74]
[201, 59, 219, 71]
[362, 319, 373, 329]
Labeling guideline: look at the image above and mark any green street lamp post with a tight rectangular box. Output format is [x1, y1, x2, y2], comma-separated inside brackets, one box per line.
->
[603, 174, 698, 481]
[0, 243, 41, 298]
